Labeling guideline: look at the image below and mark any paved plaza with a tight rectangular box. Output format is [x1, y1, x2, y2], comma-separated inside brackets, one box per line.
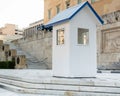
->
[0, 88, 56, 96]
[0, 70, 120, 95]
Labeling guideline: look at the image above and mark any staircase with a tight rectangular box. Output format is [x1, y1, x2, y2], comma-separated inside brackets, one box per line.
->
[5, 42, 48, 69]
[0, 70, 120, 96]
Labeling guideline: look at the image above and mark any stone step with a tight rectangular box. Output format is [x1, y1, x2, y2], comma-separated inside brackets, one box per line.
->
[0, 73, 120, 87]
[26, 61, 47, 69]
[6, 42, 48, 69]
[0, 88, 56, 96]
[1, 82, 120, 96]
[0, 75, 120, 95]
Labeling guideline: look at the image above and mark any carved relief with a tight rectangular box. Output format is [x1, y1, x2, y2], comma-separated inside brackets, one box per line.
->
[102, 10, 120, 24]
[102, 27, 120, 53]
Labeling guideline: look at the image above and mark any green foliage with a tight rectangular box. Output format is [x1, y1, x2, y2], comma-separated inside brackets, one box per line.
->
[0, 60, 15, 69]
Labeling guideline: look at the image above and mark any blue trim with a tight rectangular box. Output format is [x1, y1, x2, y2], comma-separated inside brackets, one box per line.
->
[46, 1, 104, 27]
[69, 1, 88, 19]
[46, 18, 70, 27]
[86, 2, 104, 24]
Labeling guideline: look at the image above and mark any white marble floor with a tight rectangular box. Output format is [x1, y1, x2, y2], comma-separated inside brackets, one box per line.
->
[1, 70, 120, 95]
[0, 88, 55, 96]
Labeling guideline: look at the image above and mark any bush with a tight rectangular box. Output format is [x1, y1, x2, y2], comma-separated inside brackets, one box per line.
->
[0, 61, 15, 69]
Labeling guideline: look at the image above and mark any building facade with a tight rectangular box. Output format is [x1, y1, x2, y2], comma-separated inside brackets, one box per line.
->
[44, 0, 120, 70]
[0, 24, 23, 35]
[44, 0, 120, 24]
[24, 19, 44, 39]
[0, 24, 17, 35]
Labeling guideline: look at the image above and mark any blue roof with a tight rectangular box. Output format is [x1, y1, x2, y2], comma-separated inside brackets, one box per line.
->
[45, 1, 104, 27]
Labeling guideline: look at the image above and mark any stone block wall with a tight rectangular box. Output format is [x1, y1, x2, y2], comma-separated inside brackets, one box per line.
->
[18, 30, 52, 69]
[97, 10, 120, 70]
[0, 40, 27, 69]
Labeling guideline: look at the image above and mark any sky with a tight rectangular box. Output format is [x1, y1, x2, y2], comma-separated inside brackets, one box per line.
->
[0, 0, 44, 29]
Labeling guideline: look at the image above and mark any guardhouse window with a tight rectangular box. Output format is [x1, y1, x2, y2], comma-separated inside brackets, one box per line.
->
[66, 0, 70, 9]
[56, 29, 64, 45]
[78, 28, 89, 45]
[48, 9, 52, 19]
[56, 4, 60, 14]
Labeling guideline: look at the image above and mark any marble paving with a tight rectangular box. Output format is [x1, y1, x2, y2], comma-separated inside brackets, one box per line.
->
[0, 88, 55, 96]
[1, 70, 120, 95]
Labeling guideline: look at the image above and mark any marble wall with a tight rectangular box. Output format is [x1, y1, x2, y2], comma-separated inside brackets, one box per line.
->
[97, 10, 120, 70]
[18, 30, 52, 69]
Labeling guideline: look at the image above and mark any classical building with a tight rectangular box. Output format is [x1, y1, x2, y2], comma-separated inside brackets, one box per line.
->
[44, 0, 120, 70]
[44, 0, 120, 24]
[24, 19, 44, 39]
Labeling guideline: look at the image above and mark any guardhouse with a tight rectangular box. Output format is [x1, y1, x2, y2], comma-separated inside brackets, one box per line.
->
[46, 1, 103, 77]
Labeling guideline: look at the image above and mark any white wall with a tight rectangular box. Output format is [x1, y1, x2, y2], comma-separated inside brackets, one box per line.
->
[53, 6, 100, 77]
[53, 22, 70, 76]
[69, 6, 97, 77]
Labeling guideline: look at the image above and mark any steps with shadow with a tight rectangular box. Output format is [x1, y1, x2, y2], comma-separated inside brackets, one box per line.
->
[0, 74, 120, 96]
